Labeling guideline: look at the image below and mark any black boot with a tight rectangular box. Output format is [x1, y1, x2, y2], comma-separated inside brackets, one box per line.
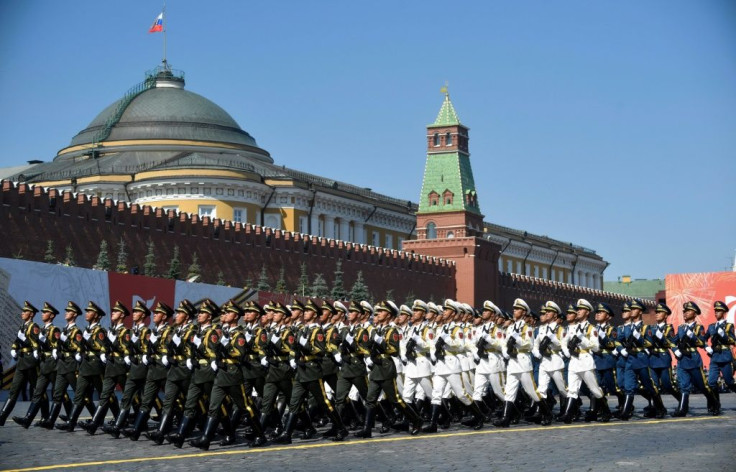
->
[219, 410, 243, 446]
[672, 393, 689, 417]
[354, 406, 375, 438]
[461, 401, 485, 430]
[102, 408, 129, 438]
[245, 410, 268, 447]
[167, 415, 195, 449]
[327, 409, 349, 442]
[81, 404, 108, 435]
[146, 412, 174, 445]
[12, 402, 42, 429]
[730, 384, 736, 394]
[584, 396, 598, 422]
[0, 397, 18, 426]
[189, 416, 219, 450]
[55, 403, 84, 432]
[652, 394, 667, 419]
[538, 400, 553, 426]
[421, 404, 440, 433]
[612, 392, 625, 418]
[493, 401, 515, 428]
[559, 396, 579, 424]
[620, 395, 635, 421]
[123, 410, 149, 441]
[272, 411, 297, 444]
[37, 401, 63, 429]
[598, 396, 612, 423]
[402, 403, 423, 436]
[708, 390, 721, 416]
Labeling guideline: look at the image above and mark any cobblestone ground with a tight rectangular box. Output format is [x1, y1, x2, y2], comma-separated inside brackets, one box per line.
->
[0, 395, 733, 472]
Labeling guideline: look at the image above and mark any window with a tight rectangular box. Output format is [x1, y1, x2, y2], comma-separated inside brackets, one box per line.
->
[433, 133, 440, 146]
[198, 205, 215, 218]
[162, 205, 179, 215]
[348, 223, 355, 242]
[507, 260, 513, 273]
[385, 234, 393, 249]
[446, 231, 454, 239]
[233, 207, 246, 223]
[299, 216, 308, 233]
[428, 191, 439, 206]
[372, 231, 380, 246]
[426, 222, 437, 239]
[446, 132, 452, 145]
[265, 214, 281, 230]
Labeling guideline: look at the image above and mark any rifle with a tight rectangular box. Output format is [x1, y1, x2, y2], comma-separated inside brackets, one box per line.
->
[433, 335, 446, 363]
[567, 335, 581, 358]
[475, 335, 489, 361]
[405, 337, 418, 362]
[506, 335, 518, 359]
[539, 336, 553, 358]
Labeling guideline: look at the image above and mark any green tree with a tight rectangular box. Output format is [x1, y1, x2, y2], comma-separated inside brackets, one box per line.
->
[216, 271, 226, 286]
[349, 271, 371, 301]
[385, 289, 394, 302]
[143, 239, 157, 276]
[44, 240, 56, 264]
[94, 240, 111, 271]
[274, 267, 288, 293]
[298, 263, 310, 296]
[167, 245, 181, 280]
[256, 265, 271, 291]
[403, 291, 416, 307]
[311, 273, 329, 298]
[116, 238, 128, 272]
[63, 245, 76, 266]
[330, 260, 347, 300]
[187, 253, 201, 281]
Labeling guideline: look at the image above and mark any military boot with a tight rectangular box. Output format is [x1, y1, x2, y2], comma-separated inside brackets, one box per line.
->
[37, 401, 63, 429]
[672, 393, 689, 417]
[189, 416, 219, 451]
[145, 412, 174, 445]
[102, 407, 129, 438]
[55, 403, 84, 432]
[12, 402, 42, 429]
[493, 401, 516, 428]
[619, 394, 635, 421]
[0, 396, 18, 426]
[81, 404, 109, 435]
[421, 404, 441, 433]
[354, 406, 376, 438]
[122, 410, 149, 441]
[597, 396, 612, 423]
[167, 415, 195, 449]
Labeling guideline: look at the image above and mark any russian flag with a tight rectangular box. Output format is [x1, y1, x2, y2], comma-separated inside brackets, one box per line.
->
[149, 13, 163, 33]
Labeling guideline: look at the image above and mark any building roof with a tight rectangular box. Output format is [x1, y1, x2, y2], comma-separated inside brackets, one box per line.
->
[603, 279, 664, 300]
[484, 221, 603, 260]
[431, 92, 461, 127]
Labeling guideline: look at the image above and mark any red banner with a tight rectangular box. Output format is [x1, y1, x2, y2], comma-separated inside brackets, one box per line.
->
[107, 272, 176, 327]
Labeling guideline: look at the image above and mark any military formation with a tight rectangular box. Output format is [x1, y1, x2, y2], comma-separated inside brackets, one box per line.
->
[0, 295, 734, 451]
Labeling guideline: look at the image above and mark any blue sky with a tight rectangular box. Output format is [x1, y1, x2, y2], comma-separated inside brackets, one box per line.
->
[1, 1, 734, 280]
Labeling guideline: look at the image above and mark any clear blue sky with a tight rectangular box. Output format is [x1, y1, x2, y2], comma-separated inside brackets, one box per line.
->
[1, 1, 734, 280]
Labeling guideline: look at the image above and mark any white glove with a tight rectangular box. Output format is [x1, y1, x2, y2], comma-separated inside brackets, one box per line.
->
[100, 353, 107, 364]
[33, 350, 39, 359]
[219, 336, 229, 346]
[245, 332, 253, 343]
[150, 334, 159, 344]
[441, 333, 451, 343]
[686, 329, 694, 339]
[83, 331, 91, 340]
[334, 352, 342, 364]
[162, 356, 170, 367]
[124, 356, 131, 366]
[131, 335, 139, 343]
[705, 346, 714, 355]
[210, 360, 218, 372]
[532, 349, 541, 359]
[633, 329, 641, 340]
[512, 332, 521, 342]
[186, 358, 193, 370]
[192, 335, 202, 347]
[345, 334, 354, 344]
[39, 334, 47, 343]
[52, 349, 58, 360]
[107, 331, 116, 342]
[502, 352, 510, 360]
[673, 348, 682, 359]
[260, 357, 269, 367]
[620, 348, 629, 357]
[612, 349, 619, 357]
[289, 359, 297, 369]
[484, 334, 493, 344]
[717, 328, 726, 337]
[373, 335, 384, 344]
[473, 353, 481, 363]
[75, 353, 82, 362]
[299, 336, 308, 347]
[399, 354, 407, 365]
[142, 355, 149, 365]
[17, 330, 26, 342]
[412, 334, 423, 343]
[172, 334, 182, 346]
[270, 334, 280, 344]
[655, 330, 663, 340]
[365, 357, 374, 368]
[598, 330, 606, 339]
[60, 333, 68, 342]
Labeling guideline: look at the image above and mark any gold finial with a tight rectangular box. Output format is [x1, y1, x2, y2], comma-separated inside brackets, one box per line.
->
[440, 81, 449, 97]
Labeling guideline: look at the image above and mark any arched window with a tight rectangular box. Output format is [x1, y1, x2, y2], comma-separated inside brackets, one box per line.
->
[446, 132, 452, 145]
[428, 191, 439, 206]
[443, 189, 454, 205]
[446, 231, 455, 239]
[426, 222, 437, 239]
[433, 133, 440, 146]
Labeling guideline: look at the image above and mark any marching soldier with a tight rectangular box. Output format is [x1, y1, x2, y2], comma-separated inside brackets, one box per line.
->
[531, 301, 566, 425]
[12, 302, 60, 428]
[241, 301, 269, 401]
[123, 301, 175, 440]
[259, 301, 295, 436]
[0, 301, 41, 426]
[705, 300, 736, 414]
[648, 302, 680, 415]
[37, 301, 84, 429]
[82, 300, 133, 435]
[613, 302, 631, 415]
[103, 301, 152, 437]
[592, 303, 623, 412]
[56, 301, 107, 432]
[401, 300, 434, 415]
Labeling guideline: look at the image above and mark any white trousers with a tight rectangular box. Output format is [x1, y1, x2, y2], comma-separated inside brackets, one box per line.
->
[472, 372, 505, 402]
[432, 373, 472, 406]
[402, 376, 433, 403]
[537, 368, 567, 400]
[504, 371, 540, 402]
[567, 369, 603, 399]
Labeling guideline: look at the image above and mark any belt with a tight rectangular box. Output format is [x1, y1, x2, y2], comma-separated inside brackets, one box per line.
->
[246, 354, 260, 360]
[198, 359, 210, 366]
[302, 355, 317, 362]
[172, 355, 186, 361]
[713, 347, 730, 352]
[684, 348, 698, 353]
[375, 354, 392, 360]
[62, 352, 75, 359]
[599, 349, 613, 355]
[42, 352, 54, 358]
[272, 355, 290, 362]
[20, 348, 33, 354]
[652, 348, 667, 353]
[222, 359, 237, 365]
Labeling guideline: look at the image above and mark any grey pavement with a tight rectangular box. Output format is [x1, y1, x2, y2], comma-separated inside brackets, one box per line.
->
[0, 395, 734, 472]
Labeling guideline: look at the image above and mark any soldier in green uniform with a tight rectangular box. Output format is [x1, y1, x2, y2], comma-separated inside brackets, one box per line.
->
[12, 302, 60, 428]
[165, 298, 220, 448]
[355, 301, 423, 438]
[273, 299, 348, 444]
[123, 301, 175, 440]
[37, 301, 84, 429]
[189, 301, 267, 450]
[259, 302, 296, 436]
[82, 300, 133, 435]
[103, 301, 151, 437]
[0, 301, 41, 426]
[56, 301, 108, 432]
[146, 300, 197, 444]
[241, 301, 269, 402]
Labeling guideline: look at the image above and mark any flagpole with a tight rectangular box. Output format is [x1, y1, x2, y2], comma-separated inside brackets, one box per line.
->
[162, 1, 168, 69]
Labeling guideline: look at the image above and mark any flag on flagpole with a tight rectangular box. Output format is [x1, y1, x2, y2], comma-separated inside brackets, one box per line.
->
[149, 13, 164, 33]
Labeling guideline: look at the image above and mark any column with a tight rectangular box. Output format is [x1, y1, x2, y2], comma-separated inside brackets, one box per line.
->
[353, 222, 364, 244]
[324, 215, 335, 239]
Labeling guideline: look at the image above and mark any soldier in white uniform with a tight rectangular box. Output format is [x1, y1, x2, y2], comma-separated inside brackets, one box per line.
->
[423, 300, 485, 432]
[470, 300, 507, 419]
[495, 298, 552, 427]
[401, 301, 434, 411]
[559, 299, 611, 423]
[458, 303, 476, 393]
[531, 301, 567, 425]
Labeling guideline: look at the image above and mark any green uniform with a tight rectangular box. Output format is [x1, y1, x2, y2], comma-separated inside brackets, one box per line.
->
[261, 325, 296, 417]
[97, 323, 133, 411]
[207, 326, 256, 418]
[1, 321, 41, 424]
[139, 322, 173, 414]
[53, 323, 83, 403]
[31, 323, 61, 405]
[161, 322, 197, 415]
[120, 322, 151, 410]
[242, 323, 268, 397]
[73, 322, 106, 408]
[334, 323, 371, 417]
[288, 324, 333, 413]
[365, 323, 408, 409]
[321, 322, 342, 392]
[182, 323, 219, 419]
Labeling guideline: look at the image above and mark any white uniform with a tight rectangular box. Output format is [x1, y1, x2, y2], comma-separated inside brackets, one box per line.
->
[471, 321, 506, 402]
[503, 320, 540, 403]
[562, 321, 604, 399]
[401, 322, 434, 403]
[532, 321, 567, 400]
[430, 323, 472, 406]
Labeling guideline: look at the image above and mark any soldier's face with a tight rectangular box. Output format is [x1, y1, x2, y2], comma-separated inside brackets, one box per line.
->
[303, 309, 316, 323]
[595, 311, 609, 323]
[197, 312, 211, 325]
[174, 312, 188, 326]
[65, 310, 77, 323]
[714, 310, 726, 321]
[21, 310, 33, 321]
[133, 311, 146, 323]
[111, 310, 124, 324]
[576, 309, 589, 322]
[41, 311, 54, 323]
[153, 312, 165, 325]
[683, 309, 696, 322]
[348, 310, 360, 323]
[566, 312, 576, 323]
[512, 308, 525, 321]
[630, 308, 642, 321]
[655, 311, 667, 323]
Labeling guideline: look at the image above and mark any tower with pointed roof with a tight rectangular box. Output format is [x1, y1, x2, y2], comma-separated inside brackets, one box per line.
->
[403, 89, 500, 306]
